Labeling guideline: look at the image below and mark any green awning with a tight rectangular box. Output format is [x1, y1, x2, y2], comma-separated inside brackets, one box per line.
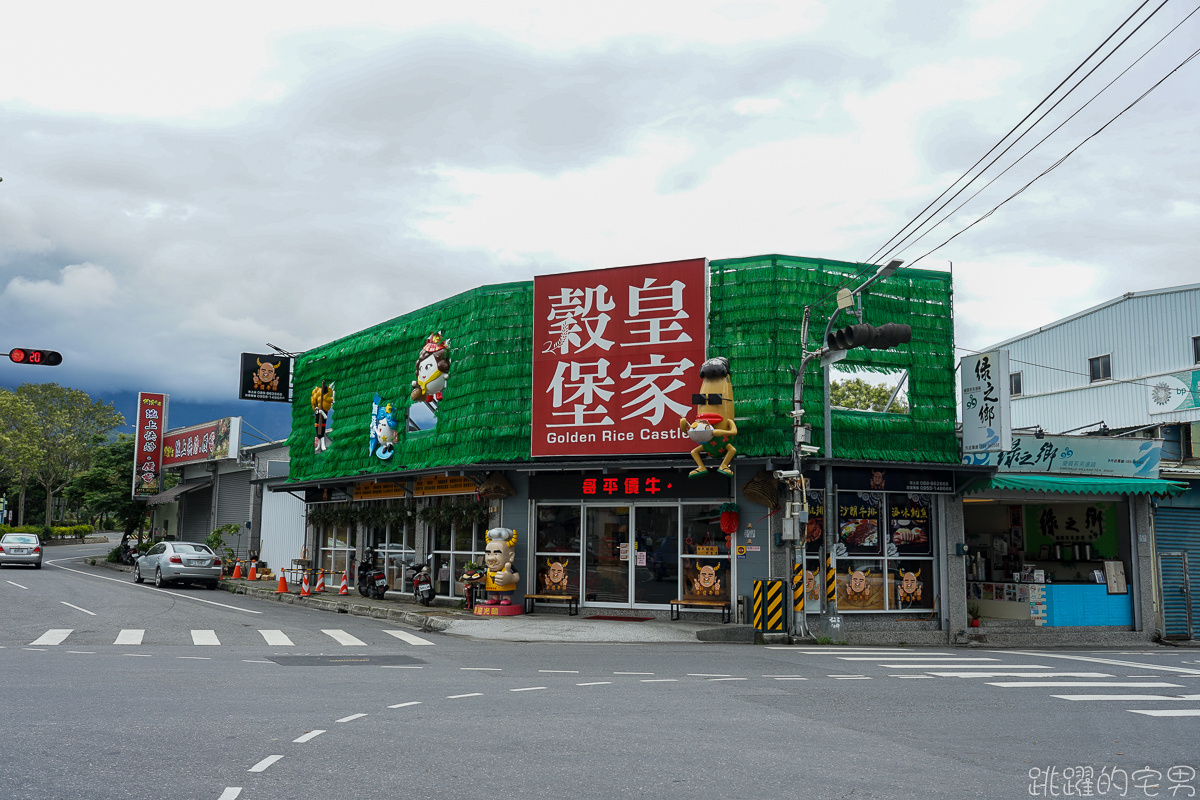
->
[966, 474, 1188, 496]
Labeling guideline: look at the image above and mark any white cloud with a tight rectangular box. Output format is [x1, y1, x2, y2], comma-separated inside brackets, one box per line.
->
[4, 262, 119, 312]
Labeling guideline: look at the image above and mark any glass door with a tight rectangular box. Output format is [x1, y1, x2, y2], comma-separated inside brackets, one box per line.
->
[634, 506, 679, 606]
[584, 506, 630, 606]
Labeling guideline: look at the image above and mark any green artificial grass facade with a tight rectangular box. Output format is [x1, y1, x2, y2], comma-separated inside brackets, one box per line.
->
[286, 254, 957, 484]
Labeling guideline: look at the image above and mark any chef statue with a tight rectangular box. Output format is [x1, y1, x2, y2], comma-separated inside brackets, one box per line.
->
[483, 527, 520, 605]
[679, 356, 737, 477]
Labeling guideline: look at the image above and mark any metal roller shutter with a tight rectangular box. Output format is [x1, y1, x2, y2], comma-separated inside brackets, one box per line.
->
[180, 487, 213, 543]
[216, 471, 252, 528]
[1156, 507, 1199, 640]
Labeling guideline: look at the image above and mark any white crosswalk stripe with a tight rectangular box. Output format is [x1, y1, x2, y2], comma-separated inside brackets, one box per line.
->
[30, 629, 72, 646]
[988, 681, 1183, 689]
[191, 630, 221, 646]
[1128, 709, 1200, 717]
[322, 629, 367, 646]
[382, 629, 434, 646]
[259, 630, 294, 647]
[1052, 694, 1200, 701]
[114, 629, 144, 645]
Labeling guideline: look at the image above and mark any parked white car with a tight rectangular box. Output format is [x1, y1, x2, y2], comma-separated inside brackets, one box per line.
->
[134, 541, 222, 589]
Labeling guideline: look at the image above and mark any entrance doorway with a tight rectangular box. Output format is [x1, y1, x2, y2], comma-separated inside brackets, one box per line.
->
[581, 505, 690, 607]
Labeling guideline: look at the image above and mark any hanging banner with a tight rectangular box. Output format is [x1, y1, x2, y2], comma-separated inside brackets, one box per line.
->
[960, 349, 1012, 454]
[1146, 367, 1200, 415]
[238, 353, 292, 403]
[132, 392, 169, 499]
[531, 258, 708, 457]
[964, 433, 1163, 479]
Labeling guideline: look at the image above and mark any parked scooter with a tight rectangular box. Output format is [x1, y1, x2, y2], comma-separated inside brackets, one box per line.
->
[407, 555, 436, 606]
[120, 540, 140, 566]
[356, 546, 389, 600]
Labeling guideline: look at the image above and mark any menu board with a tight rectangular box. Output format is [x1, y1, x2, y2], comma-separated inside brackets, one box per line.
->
[838, 492, 882, 556]
[887, 494, 932, 556]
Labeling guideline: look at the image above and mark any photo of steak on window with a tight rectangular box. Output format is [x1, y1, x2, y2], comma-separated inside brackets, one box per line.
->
[838, 493, 882, 556]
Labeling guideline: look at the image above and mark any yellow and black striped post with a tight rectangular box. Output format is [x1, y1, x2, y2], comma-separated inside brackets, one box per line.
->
[753, 578, 787, 633]
[792, 562, 805, 615]
[826, 553, 836, 604]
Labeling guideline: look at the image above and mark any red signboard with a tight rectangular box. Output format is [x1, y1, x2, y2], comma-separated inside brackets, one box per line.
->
[532, 258, 708, 457]
[162, 417, 241, 467]
[132, 392, 168, 498]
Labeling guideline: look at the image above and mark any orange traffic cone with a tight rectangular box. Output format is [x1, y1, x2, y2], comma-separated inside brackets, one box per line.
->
[339, 570, 350, 596]
[315, 569, 326, 593]
[247, 561, 258, 581]
[300, 571, 311, 597]
[231, 561, 242, 580]
[275, 571, 289, 594]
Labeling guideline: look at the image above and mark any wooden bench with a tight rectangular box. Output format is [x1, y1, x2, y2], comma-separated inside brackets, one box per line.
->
[523, 593, 579, 616]
[670, 598, 731, 623]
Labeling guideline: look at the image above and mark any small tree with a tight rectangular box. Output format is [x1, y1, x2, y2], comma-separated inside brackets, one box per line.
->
[830, 378, 908, 414]
[0, 390, 42, 526]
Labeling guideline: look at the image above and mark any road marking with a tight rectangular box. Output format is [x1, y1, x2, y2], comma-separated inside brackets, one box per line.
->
[178, 656, 210, 660]
[688, 673, 732, 677]
[336, 713, 367, 723]
[293, 730, 326, 743]
[60, 601, 97, 616]
[447, 693, 483, 699]
[892, 675, 936, 679]
[30, 629, 72, 646]
[642, 679, 678, 682]
[259, 630, 294, 647]
[23, 648, 47, 651]
[767, 647, 931, 652]
[382, 629, 434, 646]
[323, 629, 367, 646]
[248, 755, 282, 773]
[243, 660, 272, 664]
[929, 672, 1114, 679]
[218, 789, 242, 800]
[614, 672, 654, 675]
[46, 559, 262, 613]
[708, 677, 748, 682]
[1128, 709, 1200, 717]
[124, 653, 152, 657]
[837, 656, 999, 662]
[539, 670, 579, 674]
[381, 665, 422, 669]
[388, 701, 422, 709]
[461, 667, 502, 671]
[1053, 694, 1200, 702]
[1005, 650, 1200, 676]
[66, 651, 95, 654]
[831, 676, 872, 680]
[577, 681, 612, 686]
[6, 580, 28, 589]
[115, 629, 145, 645]
[191, 630, 220, 646]
[988, 681, 1184, 688]
[773, 677, 810, 681]
[880, 663, 1051, 669]
[511, 686, 546, 692]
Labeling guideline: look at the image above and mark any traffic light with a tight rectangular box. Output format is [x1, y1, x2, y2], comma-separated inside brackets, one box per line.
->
[8, 348, 63, 366]
[827, 323, 912, 351]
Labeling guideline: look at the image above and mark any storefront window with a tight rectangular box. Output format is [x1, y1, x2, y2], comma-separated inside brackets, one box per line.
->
[535, 506, 582, 597]
[426, 496, 484, 599]
[680, 504, 732, 606]
[320, 524, 355, 579]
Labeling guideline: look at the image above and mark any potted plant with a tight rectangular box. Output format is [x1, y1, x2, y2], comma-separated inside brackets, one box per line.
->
[968, 602, 981, 628]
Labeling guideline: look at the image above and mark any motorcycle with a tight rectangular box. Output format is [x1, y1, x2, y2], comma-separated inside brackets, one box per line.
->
[119, 541, 140, 566]
[356, 547, 389, 600]
[407, 556, 436, 606]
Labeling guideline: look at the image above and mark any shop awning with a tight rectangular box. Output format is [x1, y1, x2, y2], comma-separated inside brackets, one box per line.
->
[144, 479, 212, 506]
[965, 474, 1188, 497]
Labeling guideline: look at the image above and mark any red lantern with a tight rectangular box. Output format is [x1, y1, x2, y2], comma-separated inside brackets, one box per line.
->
[719, 502, 740, 534]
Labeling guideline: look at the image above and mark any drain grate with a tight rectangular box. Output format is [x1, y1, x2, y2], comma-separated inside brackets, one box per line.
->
[268, 654, 425, 667]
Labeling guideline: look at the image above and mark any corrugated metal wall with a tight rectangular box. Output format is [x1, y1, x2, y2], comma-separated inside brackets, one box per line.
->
[999, 286, 1200, 433]
[258, 480, 306, 569]
[179, 487, 213, 542]
[1156, 507, 1199, 640]
[215, 471, 252, 527]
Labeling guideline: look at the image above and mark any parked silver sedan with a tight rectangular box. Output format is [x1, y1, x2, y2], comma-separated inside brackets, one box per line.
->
[134, 541, 222, 589]
[0, 533, 42, 568]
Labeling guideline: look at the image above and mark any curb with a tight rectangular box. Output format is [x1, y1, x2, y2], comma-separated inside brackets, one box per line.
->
[219, 581, 454, 633]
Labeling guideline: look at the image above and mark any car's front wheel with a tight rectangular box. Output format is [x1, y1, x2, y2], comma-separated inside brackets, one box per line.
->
[133, 564, 144, 583]
[154, 568, 166, 588]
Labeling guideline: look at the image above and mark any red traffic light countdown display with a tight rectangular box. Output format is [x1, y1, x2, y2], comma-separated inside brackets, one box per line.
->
[827, 322, 912, 351]
[8, 348, 63, 366]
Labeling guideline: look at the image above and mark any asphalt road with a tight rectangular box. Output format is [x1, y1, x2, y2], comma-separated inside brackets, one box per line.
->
[3, 542, 1199, 800]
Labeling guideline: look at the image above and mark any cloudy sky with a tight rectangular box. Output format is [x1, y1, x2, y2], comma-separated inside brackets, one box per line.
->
[2, 0, 1197, 436]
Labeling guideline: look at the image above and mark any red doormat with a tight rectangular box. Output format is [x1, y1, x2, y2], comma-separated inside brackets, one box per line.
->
[585, 615, 655, 622]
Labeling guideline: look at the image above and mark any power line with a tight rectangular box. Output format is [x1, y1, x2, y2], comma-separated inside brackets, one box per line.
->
[906, 42, 1200, 268]
[864, 0, 1167, 268]
[886, 1, 1200, 265]
[954, 345, 1189, 394]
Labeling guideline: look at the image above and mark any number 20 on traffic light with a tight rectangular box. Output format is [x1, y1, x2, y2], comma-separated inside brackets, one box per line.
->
[8, 348, 63, 366]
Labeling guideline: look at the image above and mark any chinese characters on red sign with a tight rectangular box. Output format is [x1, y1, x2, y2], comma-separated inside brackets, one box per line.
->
[132, 392, 168, 498]
[161, 417, 238, 467]
[531, 258, 708, 457]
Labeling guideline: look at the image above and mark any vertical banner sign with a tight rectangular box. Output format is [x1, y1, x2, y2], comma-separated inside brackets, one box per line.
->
[132, 392, 169, 498]
[532, 258, 708, 457]
[960, 349, 1012, 454]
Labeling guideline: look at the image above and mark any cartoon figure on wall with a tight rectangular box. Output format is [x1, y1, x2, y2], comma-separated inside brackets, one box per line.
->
[311, 381, 334, 452]
[483, 527, 520, 605]
[411, 331, 450, 405]
[679, 357, 737, 478]
[253, 358, 281, 392]
[541, 559, 571, 593]
[688, 562, 722, 597]
[845, 567, 873, 606]
[368, 394, 399, 460]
